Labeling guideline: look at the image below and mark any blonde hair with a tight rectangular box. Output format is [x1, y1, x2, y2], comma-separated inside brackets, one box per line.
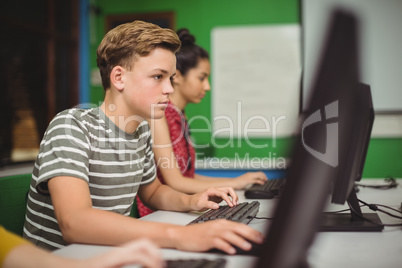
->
[97, 20, 181, 90]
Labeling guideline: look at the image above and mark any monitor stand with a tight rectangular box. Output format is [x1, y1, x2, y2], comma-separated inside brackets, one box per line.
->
[319, 189, 384, 232]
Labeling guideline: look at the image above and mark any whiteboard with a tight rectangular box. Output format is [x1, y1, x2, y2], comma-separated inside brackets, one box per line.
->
[211, 24, 301, 139]
[302, 0, 402, 112]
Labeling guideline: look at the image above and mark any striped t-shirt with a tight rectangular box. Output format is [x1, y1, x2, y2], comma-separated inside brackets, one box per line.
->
[23, 107, 156, 250]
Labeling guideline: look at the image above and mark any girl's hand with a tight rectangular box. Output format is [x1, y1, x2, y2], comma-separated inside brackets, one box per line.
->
[232, 172, 268, 189]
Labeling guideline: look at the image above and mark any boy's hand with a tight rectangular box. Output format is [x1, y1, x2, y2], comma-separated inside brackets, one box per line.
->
[169, 219, 264, 255]
[189, 187, 239, 211]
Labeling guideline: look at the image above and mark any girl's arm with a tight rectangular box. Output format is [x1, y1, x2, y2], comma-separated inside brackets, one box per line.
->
[150, 117, 267, 194]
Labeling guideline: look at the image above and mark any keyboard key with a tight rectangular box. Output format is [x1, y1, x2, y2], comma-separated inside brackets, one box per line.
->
[188, 201, 260, 225]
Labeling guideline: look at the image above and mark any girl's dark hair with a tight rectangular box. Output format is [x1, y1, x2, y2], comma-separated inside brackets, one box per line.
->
[176, 28, 209, 76]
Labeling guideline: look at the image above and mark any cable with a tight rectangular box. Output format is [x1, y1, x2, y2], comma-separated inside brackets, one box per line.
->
[323, 205, 363, 214]
[355, 177, 398, 190]
[360, 199, 402, 214]
[349, 204, 402, 227]
[358, 199, 402, 220]
[347, 199, 402, 227]
[325, 203, 401, 216]
[323, 200, 402, 227]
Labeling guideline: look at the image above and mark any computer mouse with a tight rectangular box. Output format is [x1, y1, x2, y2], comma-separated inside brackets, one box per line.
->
[208, 240, 264, 256]
[244, 179, 286, 199]
[244, 188, 276, 199]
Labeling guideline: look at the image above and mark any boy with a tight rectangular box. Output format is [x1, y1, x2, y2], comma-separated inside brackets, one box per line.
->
[23, 20, 263, 255]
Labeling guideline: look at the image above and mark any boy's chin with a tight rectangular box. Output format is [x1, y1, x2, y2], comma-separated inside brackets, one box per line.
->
[148, 110, 165, 120]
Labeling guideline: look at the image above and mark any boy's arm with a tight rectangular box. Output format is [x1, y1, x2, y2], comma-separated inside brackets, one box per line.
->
[48, 176, 181, 247]
[137, 176, 238, 212]
[48, 176, 263, 254]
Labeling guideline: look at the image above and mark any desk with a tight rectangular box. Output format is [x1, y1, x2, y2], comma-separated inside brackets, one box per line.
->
[54, 179, 402, 268]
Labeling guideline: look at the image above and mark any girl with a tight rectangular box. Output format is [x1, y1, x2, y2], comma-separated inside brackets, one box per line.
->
[137, 28, 267, 217]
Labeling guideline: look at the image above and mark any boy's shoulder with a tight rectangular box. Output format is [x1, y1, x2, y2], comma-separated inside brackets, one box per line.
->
[55, 107, 99, 118]
[51, 107, 100, 123]
[46, 108, 101, 134]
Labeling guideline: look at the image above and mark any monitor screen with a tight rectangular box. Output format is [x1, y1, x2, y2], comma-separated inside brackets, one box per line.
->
[320, 82, 382, 232]
[255, 8, 381, 268]
[299, 7, 381, 231]
[331, 82, 374, 204]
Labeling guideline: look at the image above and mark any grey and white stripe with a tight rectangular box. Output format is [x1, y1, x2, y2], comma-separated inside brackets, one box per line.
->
[23, 107, 156, 250]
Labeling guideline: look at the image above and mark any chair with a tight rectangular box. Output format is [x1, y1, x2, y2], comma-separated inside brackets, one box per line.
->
[130, 198, 139, 218]
[0, 173, 139, 237]
[0, 173, 31, 236]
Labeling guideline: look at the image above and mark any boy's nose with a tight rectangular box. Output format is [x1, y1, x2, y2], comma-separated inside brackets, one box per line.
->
[163, 80, 175, 95]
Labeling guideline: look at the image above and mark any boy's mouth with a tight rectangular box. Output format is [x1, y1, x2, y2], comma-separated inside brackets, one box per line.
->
[157, 101, 169, 106]
[156, 101, 169, 109]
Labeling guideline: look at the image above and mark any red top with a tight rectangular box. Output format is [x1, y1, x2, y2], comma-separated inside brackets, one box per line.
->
[137, 101, 196, 217]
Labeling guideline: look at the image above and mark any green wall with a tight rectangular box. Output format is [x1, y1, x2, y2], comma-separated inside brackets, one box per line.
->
[89, 0, 402, 178]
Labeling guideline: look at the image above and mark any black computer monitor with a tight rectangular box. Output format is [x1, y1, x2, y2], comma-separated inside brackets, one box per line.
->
[319, 82, 383, 232]
[331, 82, 374, 204]
[255, 9, 381, 268]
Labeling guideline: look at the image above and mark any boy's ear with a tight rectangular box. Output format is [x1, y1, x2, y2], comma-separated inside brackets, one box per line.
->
[110, 66, 125, 90]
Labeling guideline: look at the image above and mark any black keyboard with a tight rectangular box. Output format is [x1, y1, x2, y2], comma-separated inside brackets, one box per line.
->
[188, 201, 260, 225]
[167, 258, 226, 268]
[244, 178, 286, 199]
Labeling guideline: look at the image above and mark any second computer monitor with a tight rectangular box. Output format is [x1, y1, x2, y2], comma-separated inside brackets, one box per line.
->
[255, 8, 380, 268]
